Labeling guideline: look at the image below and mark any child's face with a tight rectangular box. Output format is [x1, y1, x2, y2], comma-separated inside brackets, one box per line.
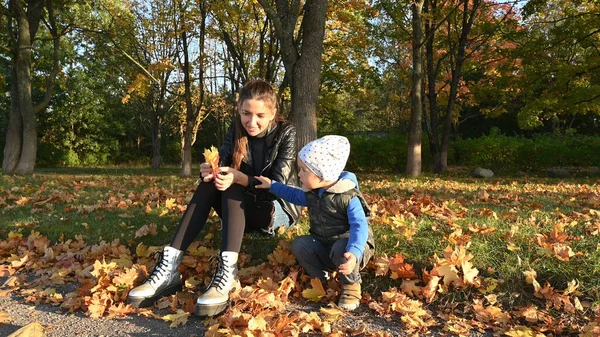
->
[239, 98, 276, 136]
[298, 158, 323, 190]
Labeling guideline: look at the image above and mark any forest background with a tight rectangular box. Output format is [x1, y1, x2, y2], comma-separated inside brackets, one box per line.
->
[1, 0, 599, 176]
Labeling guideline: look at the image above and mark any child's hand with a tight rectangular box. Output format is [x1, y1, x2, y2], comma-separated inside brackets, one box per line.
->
[339, 252, 357, 275]
[254, 176, 272, 189]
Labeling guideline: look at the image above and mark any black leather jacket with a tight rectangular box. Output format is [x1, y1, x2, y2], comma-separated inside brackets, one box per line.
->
[218, 121, 301, 225]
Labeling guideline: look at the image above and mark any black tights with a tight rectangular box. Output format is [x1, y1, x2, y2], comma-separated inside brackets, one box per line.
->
[170, 182, 246, 253]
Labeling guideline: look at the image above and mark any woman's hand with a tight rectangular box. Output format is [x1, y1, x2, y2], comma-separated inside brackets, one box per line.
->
[200, 162, 214, 182]
[214, 167, 236, 191]
[338, 252, 357, 275]
[254, 176, 272, 189]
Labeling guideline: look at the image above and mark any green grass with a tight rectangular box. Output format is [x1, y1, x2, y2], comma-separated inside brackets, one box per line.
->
[1, 167, 599, 308]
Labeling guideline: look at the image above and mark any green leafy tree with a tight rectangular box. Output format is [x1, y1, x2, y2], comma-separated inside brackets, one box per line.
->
[1, 0, 62, 174]
[515, 0, 600, 133]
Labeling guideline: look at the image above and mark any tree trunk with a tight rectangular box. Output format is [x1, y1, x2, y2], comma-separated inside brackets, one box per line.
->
[151, 111, 162, 169]
[258, 0, 328, 149]
[424, 0, 442, 172]
[292, 0, 327, 149]
[439, 0, 480, 173]
[12, 1, 36, 175]
[180, 25, 194, 178]
[3, 0, 58, 175]
[3, 68, 22, 173]
[179, 2, 207, 177]
[406, 1, 425, 177]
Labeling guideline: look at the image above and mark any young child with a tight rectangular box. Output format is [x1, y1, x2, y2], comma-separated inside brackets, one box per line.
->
[255, 135, 375, 310]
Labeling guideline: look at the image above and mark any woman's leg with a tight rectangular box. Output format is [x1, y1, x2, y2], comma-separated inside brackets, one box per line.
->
[170, 182, 220, 251]
[219, 184, 246, 252]
[196, 184, 245, 317]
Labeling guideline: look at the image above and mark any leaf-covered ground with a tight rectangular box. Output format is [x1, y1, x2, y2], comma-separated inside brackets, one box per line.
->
[0, 170, 599, 336]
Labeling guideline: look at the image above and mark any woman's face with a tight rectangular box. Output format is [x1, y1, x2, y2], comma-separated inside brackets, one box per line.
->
[239, 98, 276, 136]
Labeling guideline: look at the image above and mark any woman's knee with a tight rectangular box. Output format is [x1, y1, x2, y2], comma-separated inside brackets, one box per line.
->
[191, 181, 217, 202]
[222, 184, 244, 201]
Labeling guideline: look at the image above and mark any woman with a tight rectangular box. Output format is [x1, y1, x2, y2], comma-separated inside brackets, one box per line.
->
[126, 79, 300, 317]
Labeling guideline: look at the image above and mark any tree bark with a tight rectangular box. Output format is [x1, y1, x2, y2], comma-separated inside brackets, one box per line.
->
[179, 1, 207, 177]
[424, 0, 442, 172]
[3, 69, 22, 173]
[258, 0, 328, 149]
[3, 0, 59, 175]
[438, 0, 480, 173]
[12, 0, 37, 175]
[406, 1, 425, 177]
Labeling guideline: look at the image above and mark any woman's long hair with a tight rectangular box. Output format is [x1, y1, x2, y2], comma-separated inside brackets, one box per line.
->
[232, 79, 280, 170]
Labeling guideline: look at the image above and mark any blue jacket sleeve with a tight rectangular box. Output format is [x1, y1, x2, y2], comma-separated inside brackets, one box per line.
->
[346, 196, 368, 261]
[269, 181, 308, 206]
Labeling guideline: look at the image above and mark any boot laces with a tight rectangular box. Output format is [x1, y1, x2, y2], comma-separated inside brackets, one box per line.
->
[208, 255, 233, 292]
[148, 251, 170, 287]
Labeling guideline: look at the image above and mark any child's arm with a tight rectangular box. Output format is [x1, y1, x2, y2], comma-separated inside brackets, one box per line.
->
[255, 176, 308, 206]
[339, 196, 368, 274]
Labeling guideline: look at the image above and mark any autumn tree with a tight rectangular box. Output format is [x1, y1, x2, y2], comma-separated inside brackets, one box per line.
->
[177, 0, 210, 177]
[318, 0, 383, 133]
[211, 1, 282, 92]
[423, 0, 521, 172]
[1, 0, 61, 175]
[257, 0, 328, 148]
[122, 0, 180, 169]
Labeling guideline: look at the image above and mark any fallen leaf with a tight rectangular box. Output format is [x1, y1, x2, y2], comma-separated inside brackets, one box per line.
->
[7, 322, 44, 337]
[302, 278, 326, 302]
[162, 309, 189, 328]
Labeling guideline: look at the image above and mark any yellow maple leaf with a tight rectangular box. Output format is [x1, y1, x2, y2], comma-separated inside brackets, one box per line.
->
[461, 260, 479, 286]
[165, 198, 177, 210]
[302, 278, 326, 302]
[203, 146, 220, 173]
[436, 264, 460, 287]
[162, 309, 189, 328]
[135, 243, 149, 257]
[267, 243, 296, 266]
[247, 316, 268, 331]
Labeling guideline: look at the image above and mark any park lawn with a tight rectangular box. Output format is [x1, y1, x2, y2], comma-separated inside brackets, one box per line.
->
[1, 167, 599, 334]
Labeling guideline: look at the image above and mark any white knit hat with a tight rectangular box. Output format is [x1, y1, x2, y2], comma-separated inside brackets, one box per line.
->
[298, 135, 350, 181]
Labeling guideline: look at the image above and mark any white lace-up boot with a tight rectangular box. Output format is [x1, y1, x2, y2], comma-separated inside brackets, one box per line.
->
[194, 251, 240, 317]
[127, 246, 184, 308]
